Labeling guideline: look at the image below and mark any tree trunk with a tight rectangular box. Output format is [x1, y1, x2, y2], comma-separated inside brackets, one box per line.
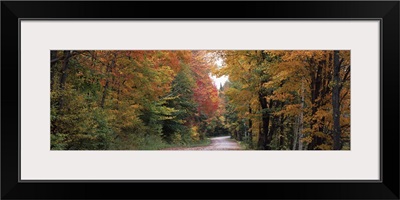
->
[50, 51, 58, 91]
[101, 81, 109, 108]
[269, 114, 278, 149]
[298, 78, 305, 150]
[266, 99, 274, 149]
[258, 93, 270, 150]
[58, 50, 72, 110]
[292, 116, 299, 150]
[308, 59, 324, 150]
[100, 54, 116, 108]
[248, 105, 253, 147]
[59, 51, 71, 90]
[279, 115, 285, 149]
[332, 50, 342, 150]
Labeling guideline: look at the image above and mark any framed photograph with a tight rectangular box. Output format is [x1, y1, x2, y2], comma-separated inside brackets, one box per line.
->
[2, 1, 399, 199]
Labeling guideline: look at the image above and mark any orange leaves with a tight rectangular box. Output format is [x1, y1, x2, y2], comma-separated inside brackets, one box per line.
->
[191, 51, 220, 117]
[99, 79, 107, 87]
[212, 50, 351, 150]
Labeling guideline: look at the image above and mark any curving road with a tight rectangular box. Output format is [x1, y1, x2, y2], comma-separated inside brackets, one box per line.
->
[164, 136, 242, 150]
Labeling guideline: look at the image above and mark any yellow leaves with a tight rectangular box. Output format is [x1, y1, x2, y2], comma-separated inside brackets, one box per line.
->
[130, 104, 140, 109]
[271, 92, 293, 102]
[277, 104, 301, 117]
[262, 81, 275, 88]
[172, 133, 183, 144]
[313, 131, 326, 138]
[314, 108, 331, 121]
[301, 136, 313, 144]
[274, 69, 291, 80]
[339, 50, 351, 66]
[159, 116, 175, 120]
[135, 72, 144, 79]
[225, 87, 239, 97]
[226, 87, 252, 106]
[250, 98, 260, 108]
[159, 65, 175, 79]
[316, 144, 332, 150]
[108, 107, 142, 133]
[190, 126, 200, 142]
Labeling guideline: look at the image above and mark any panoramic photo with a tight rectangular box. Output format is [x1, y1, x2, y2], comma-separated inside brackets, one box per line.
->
[50, 50, 350, 150]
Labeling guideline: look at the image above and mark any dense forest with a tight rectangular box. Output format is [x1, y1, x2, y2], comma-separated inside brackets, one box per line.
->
[216, 50, 350, 150]
[51, 50, 350, 150]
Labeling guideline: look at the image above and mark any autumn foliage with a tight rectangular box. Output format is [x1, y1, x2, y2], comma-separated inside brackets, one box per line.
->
[51, 50, 220, 150]
[51, 50, 350, 150]
[214, 50, 350, 150]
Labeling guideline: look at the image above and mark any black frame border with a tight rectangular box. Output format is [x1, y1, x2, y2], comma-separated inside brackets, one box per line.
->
[17, 17, 383, 184]
[2, 1, 399, 199]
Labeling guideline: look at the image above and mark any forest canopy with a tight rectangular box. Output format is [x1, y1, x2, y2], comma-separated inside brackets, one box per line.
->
[50, 50, 350, 150]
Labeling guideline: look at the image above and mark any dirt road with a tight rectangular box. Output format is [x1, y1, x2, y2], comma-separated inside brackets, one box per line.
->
[164, 136, 242, 150]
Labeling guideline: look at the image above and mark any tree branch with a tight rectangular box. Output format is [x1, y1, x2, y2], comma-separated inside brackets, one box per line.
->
[342, 65, 351, 82]
[339, 65, 351, 90]
[339, 89, 350, 105]
[50, 50, 89, 63]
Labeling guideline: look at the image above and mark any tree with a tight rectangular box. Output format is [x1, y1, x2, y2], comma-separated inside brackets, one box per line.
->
[215, 50, 350, 150]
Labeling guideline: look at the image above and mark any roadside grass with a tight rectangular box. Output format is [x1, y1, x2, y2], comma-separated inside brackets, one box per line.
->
[141, 137, 211, 150]
[109, 133, 212, 150]
[167, 137, 211, 149]
[237, 140, 250, 150]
